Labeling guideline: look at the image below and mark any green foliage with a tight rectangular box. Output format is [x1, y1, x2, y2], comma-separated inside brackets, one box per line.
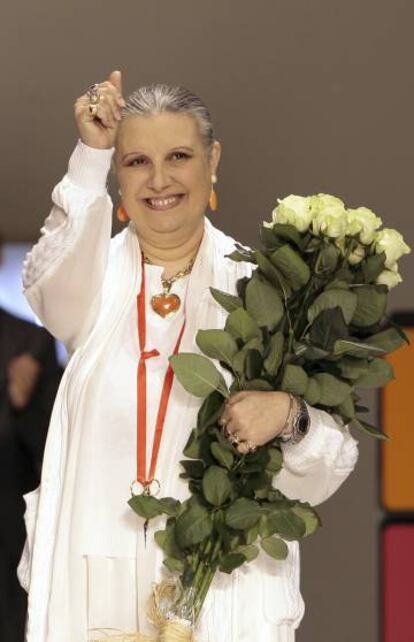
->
[245, 278, 284, 331]
[169, 353, 229, 398]
[271, 245, 311, 290]
[209, 287, 243, 313]
[129, 210, 407, 623]
[261, 536, 289, 560]
[196, 330, 238, 366]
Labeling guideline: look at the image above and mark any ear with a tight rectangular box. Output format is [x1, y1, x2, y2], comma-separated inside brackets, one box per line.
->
[209, 140, 221, 176]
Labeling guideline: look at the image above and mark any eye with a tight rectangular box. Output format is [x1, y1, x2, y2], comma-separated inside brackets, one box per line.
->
[127, 156, 148, 167]
[170, 151, 191, 162]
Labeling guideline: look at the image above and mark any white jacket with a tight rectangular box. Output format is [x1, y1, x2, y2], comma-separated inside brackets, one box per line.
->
[20, 142, 359, 642]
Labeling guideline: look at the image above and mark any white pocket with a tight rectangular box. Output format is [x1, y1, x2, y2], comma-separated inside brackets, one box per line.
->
[17, 486, 41, 591]
[85, 555, 138, 637]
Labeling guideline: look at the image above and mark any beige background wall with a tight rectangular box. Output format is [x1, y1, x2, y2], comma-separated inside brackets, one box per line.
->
[2, 1, 413, 639]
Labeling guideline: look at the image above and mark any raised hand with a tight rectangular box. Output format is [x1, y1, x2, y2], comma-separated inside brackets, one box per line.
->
[74, 70, 125, 149]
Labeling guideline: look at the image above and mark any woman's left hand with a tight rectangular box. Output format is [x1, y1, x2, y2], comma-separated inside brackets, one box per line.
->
[219, 391, 291, 454]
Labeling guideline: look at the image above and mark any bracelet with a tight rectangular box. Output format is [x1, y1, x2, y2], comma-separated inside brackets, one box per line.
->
[280, 394, 310, 444]
[279, 393, 296, 442]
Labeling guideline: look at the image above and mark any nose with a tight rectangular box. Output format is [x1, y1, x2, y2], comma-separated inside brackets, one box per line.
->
[147, 162, 172, 193]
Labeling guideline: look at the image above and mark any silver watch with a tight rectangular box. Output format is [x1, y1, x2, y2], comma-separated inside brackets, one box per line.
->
[280, 396, 310, 444]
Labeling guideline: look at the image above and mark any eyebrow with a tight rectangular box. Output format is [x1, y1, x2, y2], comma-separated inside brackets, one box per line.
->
[121, 146, 195, 162]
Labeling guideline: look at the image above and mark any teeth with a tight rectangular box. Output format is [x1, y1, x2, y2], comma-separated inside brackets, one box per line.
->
[147, 196, 181, 208]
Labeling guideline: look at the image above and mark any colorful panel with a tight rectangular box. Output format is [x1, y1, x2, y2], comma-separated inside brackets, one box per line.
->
[381, 324, 414, 512]
[382, 522, 414, 642]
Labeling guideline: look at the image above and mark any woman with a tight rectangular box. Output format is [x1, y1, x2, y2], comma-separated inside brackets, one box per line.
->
[19, 70, 358, 642]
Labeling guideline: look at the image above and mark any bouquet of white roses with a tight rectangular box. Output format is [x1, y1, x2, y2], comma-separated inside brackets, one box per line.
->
[122, 194, 410, 642]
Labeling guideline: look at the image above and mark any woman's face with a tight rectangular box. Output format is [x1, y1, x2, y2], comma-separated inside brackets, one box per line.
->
[114, 112, 221, 244]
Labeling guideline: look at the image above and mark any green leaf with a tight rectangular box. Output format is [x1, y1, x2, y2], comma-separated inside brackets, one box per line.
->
[267, 509, 306, 540]
[225, 308, 262, 343]
[180, 459, 205, 479]
[155, 527, 182, 558]
[219, 553, 246, 574]
[164, 557, 185, 573]
[291, 505, 321, 537]
[197, 391, 225, 430]
[334, 338, 386, 358]
[175, 504, 213, 548]
[159, 497, 182, 516]
[315, 244, 339, 274]
[244, 379, 274, 391]
[337, 358, 370, 380]
[313, 373, 352, 406]
[255, 250, 291, 296]
[261, 536, 289, 560]
[210, 442, 234, 469]
[170, 353, 229, 399]
[335, 395, 355, 421]
[202, 466, 232, 507]
[225, 498, 263, 530]
[309, 307, 349, 351]
[308, 289, 357, 325]
[272, 223, 302, 247]
[266, 447, 283, 473]
[264, 331, 284, 376]
[183, 429, 202, 459]
[226, 248, 255, 263]
[270, 245, 311, 290]
[354, 358, 394, 388]
[351, 286, 387, 328]
[260, 225, 281, 250]
[245, 350, 263, 380]
[245, 278, 284, 331]
[366, 327, 408, 353]
[235, 544, 259, 562]
[209, 287, 243, 313]
[352, 419, 389, 440]
[128, 495, 164, 520]
[281, 364, 309, 396]
[303, 377, 321, 405]
[362, 253, 386, 283]
[196, 329, 238, 366]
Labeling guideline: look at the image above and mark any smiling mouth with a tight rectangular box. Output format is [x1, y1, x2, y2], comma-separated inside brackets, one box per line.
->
[144, 194, 185, 211]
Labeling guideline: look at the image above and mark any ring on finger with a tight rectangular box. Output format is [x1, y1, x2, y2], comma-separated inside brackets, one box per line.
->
[246, 441, 257, 453]
[88, 104, 99, 118]
[229, 432, 240, 446]
[87, 83, 100, 104]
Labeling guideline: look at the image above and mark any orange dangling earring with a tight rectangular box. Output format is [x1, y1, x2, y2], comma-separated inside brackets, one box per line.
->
[117, 205, 129, 222]
[209, 175, 218, 212]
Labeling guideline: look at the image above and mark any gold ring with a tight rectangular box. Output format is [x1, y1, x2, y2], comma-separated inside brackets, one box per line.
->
[88, 103, 99, 118]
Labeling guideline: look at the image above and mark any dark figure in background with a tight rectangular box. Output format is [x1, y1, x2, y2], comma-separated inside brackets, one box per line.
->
[0, 306, 61, 642]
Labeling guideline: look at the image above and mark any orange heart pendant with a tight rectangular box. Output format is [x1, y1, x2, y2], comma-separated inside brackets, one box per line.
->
[151, 293, 181, 318]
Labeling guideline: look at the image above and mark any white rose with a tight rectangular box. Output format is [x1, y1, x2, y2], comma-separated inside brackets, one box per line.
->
[348, 244, 365, 265]
[374, 228, 411, 269]
[346, 207, 382, 244]
[311, 193, 347, 238]
[271, 194, 313, 232]
[375, 269, 403, 289]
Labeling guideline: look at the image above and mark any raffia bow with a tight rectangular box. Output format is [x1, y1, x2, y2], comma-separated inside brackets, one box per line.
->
[90, 581, 194, 642]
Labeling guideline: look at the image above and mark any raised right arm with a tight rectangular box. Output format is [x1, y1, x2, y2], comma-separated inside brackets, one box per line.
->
[23, 142, 114, 352]
[23, 71, 125, 353]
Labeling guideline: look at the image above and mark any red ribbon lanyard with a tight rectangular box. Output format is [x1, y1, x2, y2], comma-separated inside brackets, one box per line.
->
[136, 261, 185, 493]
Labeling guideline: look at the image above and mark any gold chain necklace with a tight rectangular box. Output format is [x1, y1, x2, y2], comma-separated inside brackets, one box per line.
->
[143, 255, 195, 318]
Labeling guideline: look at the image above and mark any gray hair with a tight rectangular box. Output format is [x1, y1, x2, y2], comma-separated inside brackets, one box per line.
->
[123, 84, 215, 151]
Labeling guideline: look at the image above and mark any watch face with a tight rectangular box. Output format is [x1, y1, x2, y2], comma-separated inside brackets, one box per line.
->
[298, 413, 309, 434]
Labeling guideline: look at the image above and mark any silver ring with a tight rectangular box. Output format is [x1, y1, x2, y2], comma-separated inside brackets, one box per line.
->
[87, 83, 100, 105]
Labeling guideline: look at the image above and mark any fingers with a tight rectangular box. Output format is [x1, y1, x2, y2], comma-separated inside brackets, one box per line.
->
[109, 70, 123, 96]
[225, 391, 249, 406]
